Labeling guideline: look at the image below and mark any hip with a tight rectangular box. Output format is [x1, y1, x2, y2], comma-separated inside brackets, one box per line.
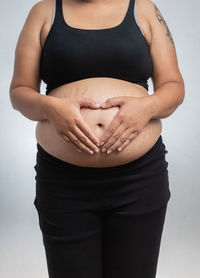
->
[34, 134, 171, 215]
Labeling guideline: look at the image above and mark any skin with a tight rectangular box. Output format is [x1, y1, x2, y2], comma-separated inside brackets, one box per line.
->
[35, 79, 162, 166]
[154, 3, 174, 46]
[9, 0, 184, 160]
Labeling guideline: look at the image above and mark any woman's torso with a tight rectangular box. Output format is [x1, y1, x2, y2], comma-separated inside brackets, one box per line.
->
[36, 0, 162, 167]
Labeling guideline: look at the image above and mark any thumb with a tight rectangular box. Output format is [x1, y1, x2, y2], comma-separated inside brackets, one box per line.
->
[100, 97, 125, 108]
[78, 98, 100, 109]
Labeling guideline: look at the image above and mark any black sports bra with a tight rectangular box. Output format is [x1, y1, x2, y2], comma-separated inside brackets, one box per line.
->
[40, 0, 153, 95]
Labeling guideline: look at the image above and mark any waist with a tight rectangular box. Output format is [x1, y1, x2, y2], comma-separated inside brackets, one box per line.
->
[35, 134, 168, 176]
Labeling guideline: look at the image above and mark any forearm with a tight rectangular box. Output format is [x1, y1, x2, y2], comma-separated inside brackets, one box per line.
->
[148, 81, 185, 120]
[10, 86, 54, 121]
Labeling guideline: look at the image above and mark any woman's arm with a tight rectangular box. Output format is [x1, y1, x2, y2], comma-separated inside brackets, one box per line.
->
[147, 0, 185, 119]
[9, 1, 54, 121]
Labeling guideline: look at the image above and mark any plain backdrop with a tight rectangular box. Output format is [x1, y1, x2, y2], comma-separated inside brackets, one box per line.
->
[1, 0, 199, 277]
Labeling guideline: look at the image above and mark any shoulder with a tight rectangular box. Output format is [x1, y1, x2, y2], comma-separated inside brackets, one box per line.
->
[25, 0, 54, 24]
[135, 0, 158, 18]
[29, 0, 54, 12]
[136, 0, 170, 35]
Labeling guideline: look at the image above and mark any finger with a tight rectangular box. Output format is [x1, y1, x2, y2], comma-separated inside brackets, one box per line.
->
[100, 97, 125, 109]
[100, 116, 122, 146]
[105, 128, 134, 153]
[72, 125, 99, 153]
[66, 131, 95, 154]
[63, 134, 82, 152]
[117, 132, 139, 152]
[101, 124, 128, 151]
[117, 138, 132, 152]
[78, 98, 100, 109]
[76, 115, 100, 147]
[64, 135, 71, 143]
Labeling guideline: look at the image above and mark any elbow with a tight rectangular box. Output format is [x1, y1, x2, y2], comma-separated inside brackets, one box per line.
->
[168, 79, 185, 106]
[9, 87, 16, 110]
[177, 79, 185, 105]
[9, 84, 19, 110]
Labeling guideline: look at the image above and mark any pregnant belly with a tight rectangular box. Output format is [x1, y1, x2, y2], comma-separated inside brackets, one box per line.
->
[35, 77, 162, 167]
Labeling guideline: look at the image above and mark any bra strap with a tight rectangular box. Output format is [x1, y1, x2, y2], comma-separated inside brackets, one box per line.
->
[51, 0, 64, 26]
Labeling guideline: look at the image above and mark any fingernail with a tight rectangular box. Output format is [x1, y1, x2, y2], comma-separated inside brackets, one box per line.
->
[100, 141, 105, 146]
[89, 150, 94, 154]
[107, 149, 112, 154]
[102, 148, 106, 153]
[95, 148, 99, 153]
[117, 147, 122, 151]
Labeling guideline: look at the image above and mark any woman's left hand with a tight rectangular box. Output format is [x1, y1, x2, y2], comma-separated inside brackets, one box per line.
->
[99, 95, 154, 154]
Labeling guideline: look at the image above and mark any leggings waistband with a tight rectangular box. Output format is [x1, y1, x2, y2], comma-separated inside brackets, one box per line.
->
[35, 135, 167, 175]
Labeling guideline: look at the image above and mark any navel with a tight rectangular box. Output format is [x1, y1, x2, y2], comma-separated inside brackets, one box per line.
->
[97, 122, 104, 128]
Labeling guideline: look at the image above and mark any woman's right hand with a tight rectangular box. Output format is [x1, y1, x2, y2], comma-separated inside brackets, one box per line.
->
[45, 97, 100, 154]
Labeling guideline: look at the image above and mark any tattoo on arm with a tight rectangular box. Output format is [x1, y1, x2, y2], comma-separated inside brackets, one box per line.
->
[154, 4, 175, 46]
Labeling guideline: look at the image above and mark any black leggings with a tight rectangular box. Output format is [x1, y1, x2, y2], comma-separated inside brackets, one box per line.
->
[34, 135, 171, 278]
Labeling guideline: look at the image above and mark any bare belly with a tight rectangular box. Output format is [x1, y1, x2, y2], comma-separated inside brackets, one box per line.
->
[35, 77, 162, 167]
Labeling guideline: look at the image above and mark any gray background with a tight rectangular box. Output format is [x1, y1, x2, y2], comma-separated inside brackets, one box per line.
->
[1, 0, 199, 277]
